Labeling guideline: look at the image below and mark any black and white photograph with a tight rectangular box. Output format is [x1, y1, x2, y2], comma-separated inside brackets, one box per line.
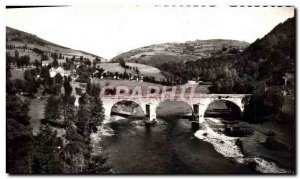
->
[5, 3, 296, 175]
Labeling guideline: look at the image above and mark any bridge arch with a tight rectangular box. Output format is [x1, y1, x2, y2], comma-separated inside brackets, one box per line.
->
[112, 99, 145, 114]
[155, 100, 194, 119]
[103, 98, 146, 121]
[198, 97, 246, 124]
[203, 99, 242, 120]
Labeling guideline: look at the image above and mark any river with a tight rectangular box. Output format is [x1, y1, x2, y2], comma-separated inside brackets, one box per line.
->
[92, 116, 259, 174]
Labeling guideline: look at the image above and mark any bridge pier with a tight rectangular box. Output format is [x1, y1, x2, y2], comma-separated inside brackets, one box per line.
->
[146, 103, 157, 122]
[104, 106, 112, 121]
[192, 104, 206, 130]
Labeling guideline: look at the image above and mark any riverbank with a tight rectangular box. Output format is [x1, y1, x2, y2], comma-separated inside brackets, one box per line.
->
[195, 120, 294, 174]
[241, 122, 295, 170]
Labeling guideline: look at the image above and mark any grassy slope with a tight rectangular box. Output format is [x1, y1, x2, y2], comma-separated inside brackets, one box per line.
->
[111, 39, 249, 66]
[6, 26, 106, 62]
[97, 62, 166, 80]
[28, 97, 47, 135]
[10, 68, 25, 80]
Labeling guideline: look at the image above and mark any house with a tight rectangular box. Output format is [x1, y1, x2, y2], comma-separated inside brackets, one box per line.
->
[187, 80, 198, 85]
[58, 59, 66, 64]
[138, 75, 144, 82]
[50, 67, 70, 78]
[42, 60, 50, 67]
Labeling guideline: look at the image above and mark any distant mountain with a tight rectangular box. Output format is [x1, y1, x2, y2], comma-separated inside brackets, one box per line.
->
[111, 39, 249, 66]
[6, 26, 107, 62]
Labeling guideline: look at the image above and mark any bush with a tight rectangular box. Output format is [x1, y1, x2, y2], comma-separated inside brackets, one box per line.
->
[264, 87, 285, 120]
[225, 122, 254, 137]
[262, 136, 288, 151]
[41, 118, 66, 128]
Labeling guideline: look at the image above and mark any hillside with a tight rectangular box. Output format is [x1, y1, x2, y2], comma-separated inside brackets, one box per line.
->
[141, 17, 295, 94]
[6, 26, 107, 63]
[235, 17, 295, 82]
[111, 39, 249, 66]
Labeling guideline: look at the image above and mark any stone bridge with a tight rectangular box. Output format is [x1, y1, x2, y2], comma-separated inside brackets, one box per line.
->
[101, 94, 251, 128]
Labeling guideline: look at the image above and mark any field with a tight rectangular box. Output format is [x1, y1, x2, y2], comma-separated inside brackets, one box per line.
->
[10, 68, 25, 80]
[125, 51, 199, 66]
[97, 63, 129, 74]
[127, 62, 166, 80]
[28, 97, 47, 135]
[91, 78, 163, 90]
[97, 62, 166, 80]
[7, 48, 42, 63]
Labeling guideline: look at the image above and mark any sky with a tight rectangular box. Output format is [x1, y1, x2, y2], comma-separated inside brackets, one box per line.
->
[6, 5, 294, 59]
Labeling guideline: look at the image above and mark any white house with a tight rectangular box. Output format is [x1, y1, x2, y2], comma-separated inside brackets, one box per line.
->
[42, 60, 50, 67]
[50, 67, 70, 78]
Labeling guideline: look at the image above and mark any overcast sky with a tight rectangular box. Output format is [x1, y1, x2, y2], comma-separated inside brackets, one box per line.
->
[6, 5, 294, 59]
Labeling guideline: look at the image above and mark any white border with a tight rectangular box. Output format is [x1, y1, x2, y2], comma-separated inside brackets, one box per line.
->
[0, 0, 299, 178]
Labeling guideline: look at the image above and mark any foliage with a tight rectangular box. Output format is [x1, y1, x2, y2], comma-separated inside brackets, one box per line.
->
[264, 86, 285, 118]
[7, 95, 33, 173]
[52, 58, 59, 68]
[32, 124, 64, 173]
[119, 58, 126, 68]
[63, 76, 73, 96]
[44, 95, 61, 121]
[75, 64, 94, 83]
[17, 55, 30, 67]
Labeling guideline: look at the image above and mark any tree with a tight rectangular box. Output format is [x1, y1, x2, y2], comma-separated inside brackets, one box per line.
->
[34, 60, 40, 67]
[14, 50, 19, 61]
[17, 55, 30, 67]
[52, 59, 59, 68]
[84, 60, 91, 66]
[76, 97, 91, 135]
[54, 73, 63, 85]
[33, 124, 64, 173]
[7, 63, 11, 79]
[123, 69, 128, 79]
[264, 87, 285, 119]
[44, 77, 56, 94]
[53, 53, 58, 61]
[75, 65, 94, 83]
[269, 50, 285, 67]
[63, 77, 73, 96]
[62, 95, 76, 124]
[44, 95, 61, 121]
[89, 97, 105, 132]
[24, 70, 38, 96]
[40, 66, 49, 77]
[7, 95, 33, 173]
[41, 54, 48, 61]
[92, 60, 97, 67]
[119, 58, 126, 68]
[7, 52, 15, 64]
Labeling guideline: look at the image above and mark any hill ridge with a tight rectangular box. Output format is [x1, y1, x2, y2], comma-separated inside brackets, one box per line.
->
[6, 26, 106, 61]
